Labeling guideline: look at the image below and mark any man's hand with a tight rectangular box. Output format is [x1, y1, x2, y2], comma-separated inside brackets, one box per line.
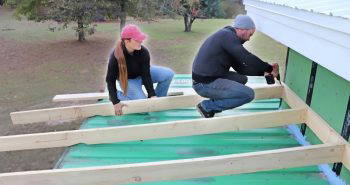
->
[271, 63, 279, 78]
[114, 103, 126, 116]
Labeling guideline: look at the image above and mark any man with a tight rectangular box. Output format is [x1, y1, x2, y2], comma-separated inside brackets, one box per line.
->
[192, 14, 279, 118]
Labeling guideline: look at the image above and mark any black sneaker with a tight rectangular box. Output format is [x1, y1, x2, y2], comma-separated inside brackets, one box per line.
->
[196, 103, 215, 118]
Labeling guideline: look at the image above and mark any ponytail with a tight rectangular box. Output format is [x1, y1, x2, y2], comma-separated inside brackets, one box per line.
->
[114, 40, 128, 95]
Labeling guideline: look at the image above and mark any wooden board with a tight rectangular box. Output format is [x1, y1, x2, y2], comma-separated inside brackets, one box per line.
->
[52, 91, 185, 102]
[0, 143, 343, 185]
[2, 109, 304, 152]
[11, 86, 283, 125]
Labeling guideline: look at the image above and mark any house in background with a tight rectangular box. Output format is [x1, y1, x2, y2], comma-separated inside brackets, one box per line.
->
[244, 0, 350, 182]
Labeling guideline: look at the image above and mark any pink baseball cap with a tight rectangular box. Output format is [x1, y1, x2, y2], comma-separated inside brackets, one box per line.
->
[121, 24, 147, 42]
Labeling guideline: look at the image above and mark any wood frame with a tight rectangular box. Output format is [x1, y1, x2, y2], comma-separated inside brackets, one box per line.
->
[11, 86, 283, 125]
[1, 83, 349, 185]
[281, 83, 350, 169]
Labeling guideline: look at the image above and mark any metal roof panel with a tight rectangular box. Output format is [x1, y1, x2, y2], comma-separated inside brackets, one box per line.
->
[55, 75, 331, 185]
[255, 0, 350, 19]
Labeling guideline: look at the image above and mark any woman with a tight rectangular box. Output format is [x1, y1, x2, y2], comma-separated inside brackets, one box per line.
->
[106, 24, 174, 116]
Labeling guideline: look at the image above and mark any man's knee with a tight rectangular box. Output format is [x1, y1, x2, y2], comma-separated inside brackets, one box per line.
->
[245, 88, 255, 102]
[240, 75, 248, 84]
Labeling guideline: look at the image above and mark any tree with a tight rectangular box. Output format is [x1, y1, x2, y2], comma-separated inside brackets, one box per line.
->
[105, 0, 161, 30]
[49, 0, 106, 41]
[202, 0, 225, 18]
[15, 0, 109, 41]
[2, 0, 26, 8]
[15, 0, 162, 41]
[161, 0, 222, 32]
[161, 0, 208, 32]
[221, 0, 244, 18]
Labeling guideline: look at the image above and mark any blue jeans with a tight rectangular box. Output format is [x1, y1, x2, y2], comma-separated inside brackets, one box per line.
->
[192, 78, 255, 113]
[117, 66, 174, 100]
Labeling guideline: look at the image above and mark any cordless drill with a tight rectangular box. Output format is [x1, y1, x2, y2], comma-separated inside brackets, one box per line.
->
[265, 64, 281, 84]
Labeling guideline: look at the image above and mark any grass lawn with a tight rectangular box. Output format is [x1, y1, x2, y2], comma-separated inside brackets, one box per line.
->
[0, 7, 286, 172]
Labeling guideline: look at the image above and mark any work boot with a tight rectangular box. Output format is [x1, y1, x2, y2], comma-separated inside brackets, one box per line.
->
[196, 103, 215, 118]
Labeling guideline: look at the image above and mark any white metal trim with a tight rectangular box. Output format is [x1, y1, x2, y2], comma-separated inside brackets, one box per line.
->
[244, 0, 350, 81]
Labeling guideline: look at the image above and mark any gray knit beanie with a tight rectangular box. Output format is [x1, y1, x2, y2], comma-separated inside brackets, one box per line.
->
[233, 14, 255, 29]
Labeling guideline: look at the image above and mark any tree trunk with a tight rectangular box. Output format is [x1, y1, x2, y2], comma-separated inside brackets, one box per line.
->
[184, 14, 195, 32]
[187, 22, 192, 32]
[120, 0, 126, 31]
[188, 16, 196, 32]
[183, 14, 190, 32]
[77, 18, 85, 42]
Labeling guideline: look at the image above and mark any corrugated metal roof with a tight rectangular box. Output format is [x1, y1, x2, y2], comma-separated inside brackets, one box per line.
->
[255, 0, 350, 19]
[55, 75, 331, 185]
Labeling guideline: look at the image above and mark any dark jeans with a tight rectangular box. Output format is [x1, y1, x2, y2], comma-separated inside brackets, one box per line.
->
[193, 72, 254, 113]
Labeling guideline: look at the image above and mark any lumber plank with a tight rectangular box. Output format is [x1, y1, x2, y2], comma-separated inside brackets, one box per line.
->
[52, 91, 185, 102]
[2, 109, 304, 152]
[342, 144, 350, 171]
[11, 86, 283, 125]
[0, 143, 343, 185]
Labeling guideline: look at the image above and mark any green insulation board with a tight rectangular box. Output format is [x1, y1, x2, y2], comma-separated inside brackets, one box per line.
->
[56, 75, 330, 185]
[309, 65, 350, 182]
[284, 49, 312, 102]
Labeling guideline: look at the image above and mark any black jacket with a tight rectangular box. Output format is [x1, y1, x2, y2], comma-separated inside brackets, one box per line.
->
[192, 26, 272, 83]
[106, 45, 155, 104]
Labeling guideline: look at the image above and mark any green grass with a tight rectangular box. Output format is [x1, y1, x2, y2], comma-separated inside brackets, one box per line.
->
[1, 13, 286, 73]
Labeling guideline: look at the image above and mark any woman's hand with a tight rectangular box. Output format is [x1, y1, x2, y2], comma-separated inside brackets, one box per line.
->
[114, 103, 126, 116]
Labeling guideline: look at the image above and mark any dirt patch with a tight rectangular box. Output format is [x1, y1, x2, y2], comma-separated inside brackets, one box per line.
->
[0, 120, 83, 173]
[0, 9, 116, 173]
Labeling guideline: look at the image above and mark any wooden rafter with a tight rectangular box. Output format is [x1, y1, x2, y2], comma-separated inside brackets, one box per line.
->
[0, 143, 343, 185]
[52, 84, 277, 102]
[1, 109, 304, 152]
[52, 91, 185, 102]
[53, 92, 108, 102]
[11, 86, 283, 125]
